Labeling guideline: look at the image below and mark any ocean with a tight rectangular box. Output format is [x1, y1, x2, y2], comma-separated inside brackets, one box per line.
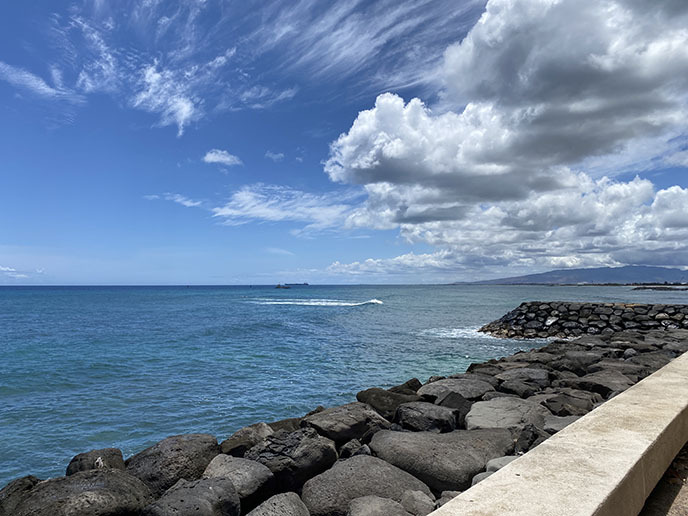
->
[1, 284, 686, 486]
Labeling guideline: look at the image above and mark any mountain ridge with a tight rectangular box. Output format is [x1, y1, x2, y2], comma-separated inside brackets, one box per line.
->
[459, 265, 688, 285]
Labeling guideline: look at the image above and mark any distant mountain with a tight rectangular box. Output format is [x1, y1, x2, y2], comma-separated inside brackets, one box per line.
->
[462, 265, 688, 285]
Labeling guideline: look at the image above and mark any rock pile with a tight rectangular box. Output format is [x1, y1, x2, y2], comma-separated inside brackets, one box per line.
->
[2, 327, 687, 516]
[480, 302, 688, 339]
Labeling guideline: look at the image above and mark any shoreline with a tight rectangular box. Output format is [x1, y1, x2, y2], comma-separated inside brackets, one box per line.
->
[2, 302, 688, 515]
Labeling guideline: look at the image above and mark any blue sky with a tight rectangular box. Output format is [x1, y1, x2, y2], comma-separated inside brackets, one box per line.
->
[1, 0, 687, 284]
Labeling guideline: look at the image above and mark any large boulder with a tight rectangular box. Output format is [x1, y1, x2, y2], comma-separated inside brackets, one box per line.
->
[369, 429, 513, 492]
[417, 378, 494, 401]
[246, 492, 310, 516]
[465, 397, 550, 431]
[66, 448, 125, 476]
[11, 469, 152, 516]
[541, 392, 594, 416]
[435, 392, 473, 428]
[585, 360, 648, 382]
[400, 490, 435, 516]
[268, 417, 302, 433]
[203, 455, 275, 513]
[394, 402, 460, 432]
[125, 433, 220, 497]
[302, 402, 390, 445]
[0, 475, 41, 516]
[347, 495, 413, 516]
[142, 478, 239, 516]
[301, 455, 432, 516]
[356, 388, 421, 420]
[562, 370, 634, 398]
[244, 428, 337, 492]
[388, 378, 423, 395]
[494, 368, 550, 388]
[220, 423, 274, 457]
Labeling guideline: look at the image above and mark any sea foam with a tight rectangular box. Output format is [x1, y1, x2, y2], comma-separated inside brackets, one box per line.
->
[250, 298, 383, 307]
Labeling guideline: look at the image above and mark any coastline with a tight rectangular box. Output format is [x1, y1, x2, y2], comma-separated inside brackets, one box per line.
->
[2, 301, 687, 515]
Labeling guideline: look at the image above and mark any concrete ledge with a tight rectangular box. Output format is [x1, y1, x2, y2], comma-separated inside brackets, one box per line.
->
[430, 352, 688, 516]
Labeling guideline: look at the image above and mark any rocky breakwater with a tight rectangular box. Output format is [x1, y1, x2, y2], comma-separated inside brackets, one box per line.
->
[480, 301, 688, 339]
[2, 328, 688, 516]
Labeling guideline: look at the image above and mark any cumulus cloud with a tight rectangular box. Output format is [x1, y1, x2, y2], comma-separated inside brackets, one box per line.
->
[203, 149, 243, 167]
[265, 151, 285, 162]
[324, 0, 688, 276]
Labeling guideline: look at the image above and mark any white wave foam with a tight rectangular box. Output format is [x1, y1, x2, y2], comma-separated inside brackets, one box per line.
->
[419, 327, 488, 339]
[249, 298, 383, 307]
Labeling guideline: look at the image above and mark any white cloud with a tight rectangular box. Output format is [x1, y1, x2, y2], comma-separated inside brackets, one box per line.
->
[164, 193, 202, 208]
[133, 64, 200, 136]
[265, 151, 285, 162]
[72, 16, 121, 94]
[266, 247, 295, 256]
[255, 0, 483, 89]
[211, 184, 361, 233]
[203, 149, 243, 167]
[324, 0, 688, 275]
[0, 61, 82, 103]
[0, 265, 30, 280]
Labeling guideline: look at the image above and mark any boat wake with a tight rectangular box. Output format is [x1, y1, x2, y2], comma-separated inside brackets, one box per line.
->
[250, 298, 383, 307]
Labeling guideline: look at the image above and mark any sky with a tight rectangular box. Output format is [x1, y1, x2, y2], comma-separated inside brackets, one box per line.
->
[1, 0, 687, 285]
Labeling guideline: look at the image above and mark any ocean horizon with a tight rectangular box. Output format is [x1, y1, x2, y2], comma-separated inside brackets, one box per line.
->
[2, 284, 686, 487]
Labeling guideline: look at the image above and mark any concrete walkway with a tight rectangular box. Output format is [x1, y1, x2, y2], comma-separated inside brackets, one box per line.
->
[640, 442, 688, 516]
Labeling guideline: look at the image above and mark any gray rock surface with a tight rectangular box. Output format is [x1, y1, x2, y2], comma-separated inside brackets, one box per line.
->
[436, 491, 461, 507]
[244, 427, 337, 492]
[417, 378, 494, 401]
[11, 469, 152, 516]
[142, 478, 239, 516]
[220, 423, 274, 457]
[562, 369, 635, 398]
[435, 392, 472, 428]
[302, 402, 390, 445]
[543, 414, 580, 434]
[465, 397, 550, 431]
[400, 490, 435, 516]
[66, 448, 125, 476]
[347, 495, 412, 516]
[495, 368, 550, 388]
[471, 471, 494, 486]
[246, 492, 310, 516]
[125, 433, 220, 497]
[268, 417, 302, 433]
[369, 429, 513, 492]
[394, 402, 460, 433]
[0, 475, 41, 516]
[356, 388, 421, 420]
[301, 455, 432, 516]
[486, 455, 518, 472]
[203, 455, 275, 512]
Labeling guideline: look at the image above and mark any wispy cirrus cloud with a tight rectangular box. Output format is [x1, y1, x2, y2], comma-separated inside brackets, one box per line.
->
[0, 61, 83, 103]
[203, 149, 243, 167]
[211, 184, 362, 233]
[0, 265, 30, 280]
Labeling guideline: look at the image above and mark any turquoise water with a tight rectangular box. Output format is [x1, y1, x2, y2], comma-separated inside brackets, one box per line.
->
[1, 284, 686, 486]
